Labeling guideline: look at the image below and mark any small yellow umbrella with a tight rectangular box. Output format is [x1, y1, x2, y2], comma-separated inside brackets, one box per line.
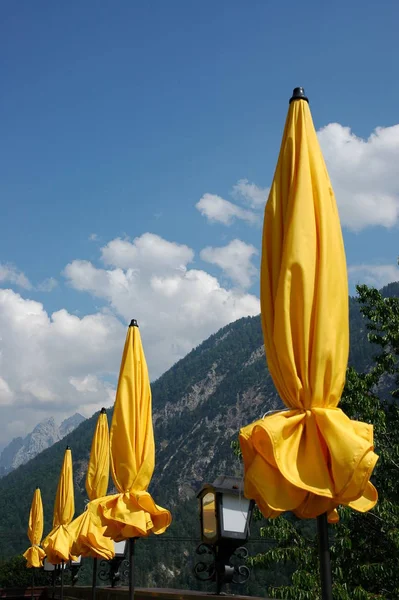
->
[239, 87, 378, 521]
[89, 320, 171, 538]
[69, 408, 114, 560]
[88, 320, 171, 599]
[86, 408, 110, 502]
[23, 487, 46, 568]
[42, 446, 76, 564]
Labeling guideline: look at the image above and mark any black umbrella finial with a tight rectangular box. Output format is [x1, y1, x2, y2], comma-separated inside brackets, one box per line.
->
[289, 87, 309, 104]
[100, 407, 106, 414]
[129, 319, 139, 328]
[66, 445, 70, 450]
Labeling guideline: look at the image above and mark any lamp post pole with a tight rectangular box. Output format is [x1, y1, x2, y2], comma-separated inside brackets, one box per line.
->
[128, 538, 136, 600]
[60, 560, 64, 600]
[92, 557, 98, 600]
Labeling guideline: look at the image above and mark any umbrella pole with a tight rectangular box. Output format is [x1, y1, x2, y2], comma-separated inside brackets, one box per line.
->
[317, 513, 333, 600]
[51, 568, 55, 600]
[91, 557, 97, 600]
[60, 560, 64, 600]
[31, 568, 34, 600]
[128, 538, 136, 600]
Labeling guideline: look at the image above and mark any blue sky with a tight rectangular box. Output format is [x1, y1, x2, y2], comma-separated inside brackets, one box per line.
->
[0, 0, 398, 445]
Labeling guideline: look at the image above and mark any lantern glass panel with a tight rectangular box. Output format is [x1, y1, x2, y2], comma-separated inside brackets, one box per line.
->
[114, 540, 127, 557]
[202, 492, 217, 539]
[222, 494, 250, 534]
[43, 559, 55, 572]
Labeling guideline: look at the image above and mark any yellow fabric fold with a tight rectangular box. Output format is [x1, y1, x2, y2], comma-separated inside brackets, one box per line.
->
[90, 323, 171, 540]
[23, 545, 46, 569]
[42, 524, 77, 564]
[69, 509, 114, 560]
[23, 488, 45, 568]
[239, 94, 378, 520]
[42, 448, 76, 563]
[89, 491, 171, 542]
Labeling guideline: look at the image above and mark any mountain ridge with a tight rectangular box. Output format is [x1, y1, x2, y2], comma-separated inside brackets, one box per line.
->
[0, 412, 85, 477]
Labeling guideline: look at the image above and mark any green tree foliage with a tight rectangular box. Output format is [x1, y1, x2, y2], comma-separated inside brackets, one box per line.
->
[249, 283, 399, 600]
[0, 555, 51, 588]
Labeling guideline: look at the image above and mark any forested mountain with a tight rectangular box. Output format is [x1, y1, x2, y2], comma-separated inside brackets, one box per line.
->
[0, 282, 397, 593]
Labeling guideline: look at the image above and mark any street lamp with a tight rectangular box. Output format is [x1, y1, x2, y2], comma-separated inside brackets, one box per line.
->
[195, 476, 254, 594]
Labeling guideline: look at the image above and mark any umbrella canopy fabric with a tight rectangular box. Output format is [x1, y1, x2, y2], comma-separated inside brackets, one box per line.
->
[88, 320, 171, 541]
[42, 447, 76, 563]
[239, 89, 378, 523]
[23, 487, 46, 568]
[69, 409, 114, 560]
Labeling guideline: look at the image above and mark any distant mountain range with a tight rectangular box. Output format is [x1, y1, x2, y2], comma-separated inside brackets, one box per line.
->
[0, 413, 85, 477]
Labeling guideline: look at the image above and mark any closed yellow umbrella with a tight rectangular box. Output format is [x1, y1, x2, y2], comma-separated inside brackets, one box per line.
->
[23, 487, 46, 568]
[69, 409, 114, 560]
[89, 320, 171, 540]
[86, 408, 110, 501]
[239, 88, 378, 523]
[42, 446, 76, 564]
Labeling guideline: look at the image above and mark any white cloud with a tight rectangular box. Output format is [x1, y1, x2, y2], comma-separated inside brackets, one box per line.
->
[200, 239, 258, 289]
[318, 123, 399, 231]
[37, 277, 58, 292]
[64, 233, 260, 380]
[89, 233, 99, 241]
[348, 263, 399, 289]
[101, 233, 194, 272]
[0, 288, 124, 445]
[195, 193, 258, 225]
[232, 179, 269, 208]
[0, 264, 32, 290]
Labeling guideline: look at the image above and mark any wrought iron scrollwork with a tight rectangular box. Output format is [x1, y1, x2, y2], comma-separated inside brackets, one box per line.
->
[68, 563, 83, 586]
[193, 543, 251, 593]
[98, 557, 129, 587]
[231, 546, 250, 584]
[98, 559, 110, 583]
[193, 544, 216, 581]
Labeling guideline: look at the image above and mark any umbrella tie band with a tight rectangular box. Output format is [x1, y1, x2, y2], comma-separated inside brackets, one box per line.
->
[263, 407, 341, 419]
[262, 408, 289, 419]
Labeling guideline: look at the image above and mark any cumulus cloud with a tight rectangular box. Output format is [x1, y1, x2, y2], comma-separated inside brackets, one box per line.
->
[0, 288, 124, 445]
[0, 264, 32, 290]
[195, 193, 258, 225]
[348, 263, 399, 289]
[318, 123, 399, 231]
[64, 233, 260, 380]
[101, 233, 194, 272]
[200, 239, 258, 289]
[232, 179, 269, 208]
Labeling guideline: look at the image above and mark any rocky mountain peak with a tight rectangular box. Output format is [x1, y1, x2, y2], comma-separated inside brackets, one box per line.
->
[0, 412, 86, 476]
